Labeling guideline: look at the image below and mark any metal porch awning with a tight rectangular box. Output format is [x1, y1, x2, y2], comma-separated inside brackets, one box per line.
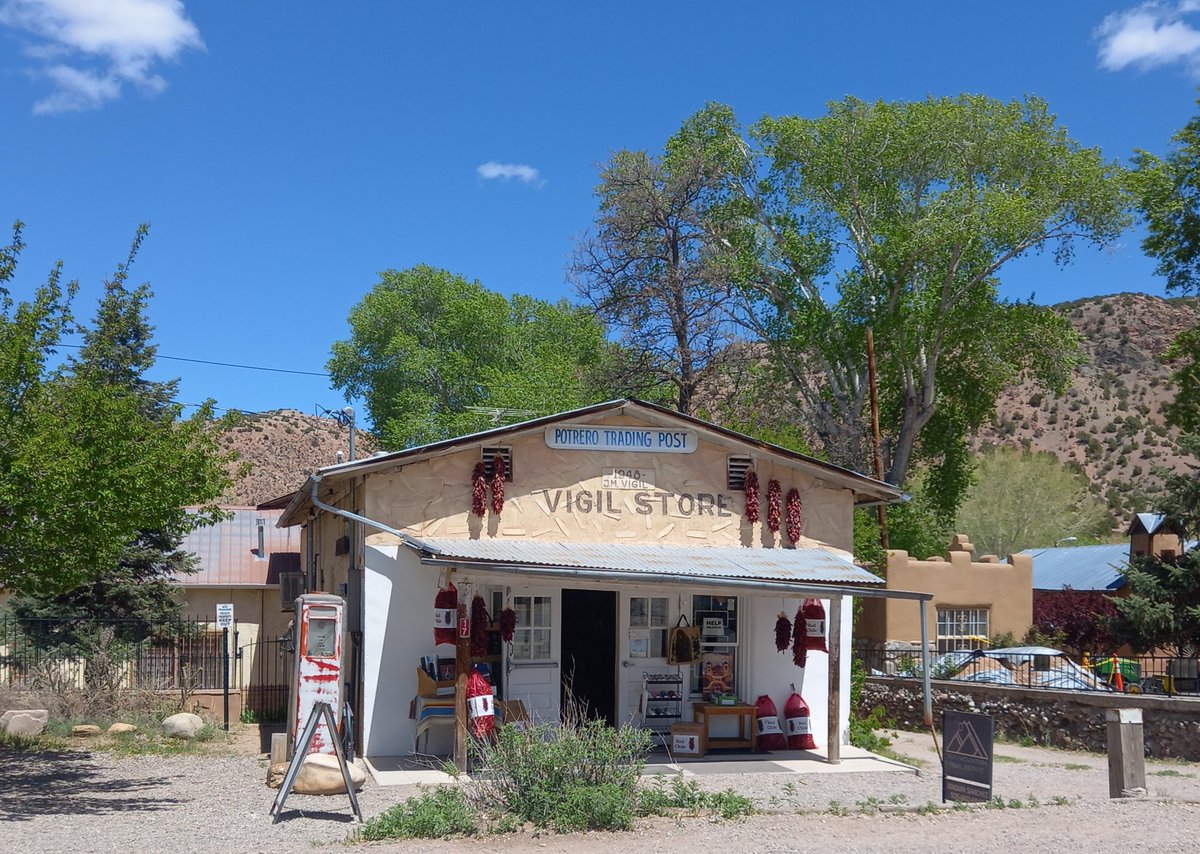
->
[400, 536, 931, 602]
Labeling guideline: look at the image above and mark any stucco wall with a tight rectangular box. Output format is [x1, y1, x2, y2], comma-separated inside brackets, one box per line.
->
[364, 413, 855, 553]
[180, 588, 291, 690]
[858, 546, 1032, 645]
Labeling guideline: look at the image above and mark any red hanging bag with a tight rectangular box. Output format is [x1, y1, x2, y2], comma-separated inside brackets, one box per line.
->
[802, 598, 828, 653]
[784, 692, 817, 750]
[434, 582, 457, 645]
[753, 694, 788, 752]
[467, 666, 495, 739]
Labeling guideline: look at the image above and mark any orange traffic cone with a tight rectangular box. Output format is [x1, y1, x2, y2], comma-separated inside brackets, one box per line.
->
[1111, 656, 1124, 692]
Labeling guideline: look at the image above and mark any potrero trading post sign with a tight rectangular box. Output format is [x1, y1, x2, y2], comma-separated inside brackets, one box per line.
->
[545, 425, 696, 453]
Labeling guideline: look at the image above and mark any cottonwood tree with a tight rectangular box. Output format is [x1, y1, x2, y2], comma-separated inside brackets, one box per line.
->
[572, 109, 746, 415]
[954, 446, 1111, 558]
[0, 223, 229, 598]
[328, 265, 624, 449]
[672, 97, 1132, 515]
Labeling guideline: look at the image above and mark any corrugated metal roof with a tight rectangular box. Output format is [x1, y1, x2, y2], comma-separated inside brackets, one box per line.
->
[1021, 544, 1130, 591]
[176, 508, 301, 586]
[410, 537, 884, 587]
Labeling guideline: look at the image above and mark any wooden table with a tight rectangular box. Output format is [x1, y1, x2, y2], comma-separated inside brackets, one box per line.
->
[692, 702, 756, 750]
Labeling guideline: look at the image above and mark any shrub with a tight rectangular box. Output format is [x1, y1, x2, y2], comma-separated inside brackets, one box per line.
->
[464, 703, 652, 832]
[358, 785, 478, 840]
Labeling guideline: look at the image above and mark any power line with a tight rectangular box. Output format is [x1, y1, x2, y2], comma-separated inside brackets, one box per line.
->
[56, 343, 330, 378]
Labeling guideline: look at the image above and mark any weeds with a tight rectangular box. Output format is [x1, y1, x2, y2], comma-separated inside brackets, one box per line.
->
[357, 786, 478, 841]
[916, 801, 943, 815]
[827, 800, 849, 816]
[994, 754, 1025, 764]
[1150, 768, 1193, 778]
[1062, 763, 1091, 771]
[638, 776, 755, 820]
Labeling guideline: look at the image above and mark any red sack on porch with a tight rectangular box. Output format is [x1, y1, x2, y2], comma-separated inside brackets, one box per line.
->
[802, 598, 828, 653]
[753, 694, 787, 752]
[467, 666, 495, 739]
[784, 692, 816, 750]
[434, 582, 457, 645]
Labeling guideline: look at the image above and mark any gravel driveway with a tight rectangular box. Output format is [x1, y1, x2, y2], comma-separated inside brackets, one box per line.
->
[3, 729, 1200, 854]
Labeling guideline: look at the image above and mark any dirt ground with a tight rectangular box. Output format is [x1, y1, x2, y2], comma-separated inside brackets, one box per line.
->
[4, 723, 1200, 854]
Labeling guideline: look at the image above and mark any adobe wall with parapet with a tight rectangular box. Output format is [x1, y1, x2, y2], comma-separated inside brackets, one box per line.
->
[859, 676, 1200, 760]
[857, 534, 1033, 644]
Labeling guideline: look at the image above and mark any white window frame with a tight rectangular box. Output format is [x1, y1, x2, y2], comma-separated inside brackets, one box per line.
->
[936, 607, 990, 653]
[510, 594, 553, 662]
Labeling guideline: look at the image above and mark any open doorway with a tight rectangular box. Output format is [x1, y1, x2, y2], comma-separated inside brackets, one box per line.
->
[560, 589, 617, 724]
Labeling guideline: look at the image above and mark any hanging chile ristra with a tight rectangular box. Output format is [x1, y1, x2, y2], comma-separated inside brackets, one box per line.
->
[491, 454, 506, 515]
[498, 607, 517, 643]
[470, 594, 491, 657]
[471, 462, 488, 518]
[791, 603, 808, 667]
[774, 612, 792, 652]
[743, 470, 760, 523]
[785, 488, 802, 544]
[767, 479, 782, 533]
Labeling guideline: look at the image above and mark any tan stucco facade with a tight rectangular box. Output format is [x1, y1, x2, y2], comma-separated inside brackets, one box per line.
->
[857, 536, 1033, 646]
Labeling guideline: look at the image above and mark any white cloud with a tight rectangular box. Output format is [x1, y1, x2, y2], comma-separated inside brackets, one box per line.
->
[476, 161, 543, 186]
[1097, 2, 1200, 72]
[0, 0, 204, 114]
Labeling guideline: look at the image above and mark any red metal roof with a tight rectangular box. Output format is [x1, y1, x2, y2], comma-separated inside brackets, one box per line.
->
[176, 507, 300, 586]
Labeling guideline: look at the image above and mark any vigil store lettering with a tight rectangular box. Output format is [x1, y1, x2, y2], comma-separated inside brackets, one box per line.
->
[541, 489, 735, 517]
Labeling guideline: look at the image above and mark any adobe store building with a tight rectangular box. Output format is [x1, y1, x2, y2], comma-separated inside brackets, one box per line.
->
[276, 399, 927, 765]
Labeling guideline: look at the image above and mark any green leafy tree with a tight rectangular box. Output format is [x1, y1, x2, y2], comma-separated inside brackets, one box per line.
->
[0, 223, 229, 597]
[955, 446, 1111, 558]
[328, 265, 621, 449]
[660, 97, 1130, 517]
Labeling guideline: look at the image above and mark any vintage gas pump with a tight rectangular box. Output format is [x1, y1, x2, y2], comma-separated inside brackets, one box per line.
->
[291, 593, 345, 755]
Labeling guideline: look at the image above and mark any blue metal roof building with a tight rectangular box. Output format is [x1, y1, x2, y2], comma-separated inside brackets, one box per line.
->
[1021, 543, 1131, 592]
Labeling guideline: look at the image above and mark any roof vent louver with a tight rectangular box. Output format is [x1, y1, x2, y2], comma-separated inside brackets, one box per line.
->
[727, 456, 753, 490]
[481, 446, 513, 481]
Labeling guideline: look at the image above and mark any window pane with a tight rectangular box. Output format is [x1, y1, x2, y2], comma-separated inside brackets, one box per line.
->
[532, 629, 550, 660]
[533, 597, 551, 627]
[650, 598, 668, 627]
[512, 631, 531, 661]
[514, 597, 531, 626]
[650, 629, 666, 659]
[629, 597, 647, 627]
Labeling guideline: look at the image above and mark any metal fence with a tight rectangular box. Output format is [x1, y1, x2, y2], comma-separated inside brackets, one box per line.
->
[238, 636, 291, 722]
[0, 614, 231, 693]
[853, 646, 1200, 697]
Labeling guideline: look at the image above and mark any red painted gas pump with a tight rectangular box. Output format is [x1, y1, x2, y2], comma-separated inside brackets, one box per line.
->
[292, 593, 345, 755]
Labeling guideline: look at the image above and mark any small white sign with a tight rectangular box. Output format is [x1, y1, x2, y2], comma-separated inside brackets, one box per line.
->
[602, 466, 655, 490]
[702, 617, 724, 637]
[545, 425, 696, 454]
[216, 603, 234, 629]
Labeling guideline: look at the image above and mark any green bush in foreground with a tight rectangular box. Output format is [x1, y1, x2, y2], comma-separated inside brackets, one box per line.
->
[358, 786, 478, 841]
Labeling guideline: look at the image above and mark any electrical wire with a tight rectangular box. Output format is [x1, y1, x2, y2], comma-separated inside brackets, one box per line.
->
[55, 343, 329, 377]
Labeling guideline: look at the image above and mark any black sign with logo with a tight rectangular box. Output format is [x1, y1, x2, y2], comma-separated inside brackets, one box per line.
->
[941, 710, 994, 803]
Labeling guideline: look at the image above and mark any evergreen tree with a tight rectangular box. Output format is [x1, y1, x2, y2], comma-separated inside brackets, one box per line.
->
[0, 223, 228, 603]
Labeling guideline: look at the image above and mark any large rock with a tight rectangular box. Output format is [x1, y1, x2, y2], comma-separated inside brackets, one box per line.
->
[1, 709, 48, 737]
[162, 712, 205, 740]
[72, 724, 102, 737]
[266, 753, 366, 794]
[108, 722, 138, 734]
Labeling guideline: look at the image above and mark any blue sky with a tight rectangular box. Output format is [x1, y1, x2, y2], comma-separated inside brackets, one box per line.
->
[2, 2, 1200, 422]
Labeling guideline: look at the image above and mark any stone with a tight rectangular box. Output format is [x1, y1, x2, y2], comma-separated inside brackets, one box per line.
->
[266, 753, 366, 794]
[1, 709, 49, 737]
[162, 712, 205, 740]
[72, 724, 102, 737]
[107, 722, 138, 734]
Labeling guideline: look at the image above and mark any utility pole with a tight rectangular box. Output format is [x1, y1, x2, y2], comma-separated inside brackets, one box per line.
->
[866, 328, 890, 551]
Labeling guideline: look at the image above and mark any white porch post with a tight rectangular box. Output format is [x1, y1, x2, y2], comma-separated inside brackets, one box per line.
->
[826, 595, 842, 764]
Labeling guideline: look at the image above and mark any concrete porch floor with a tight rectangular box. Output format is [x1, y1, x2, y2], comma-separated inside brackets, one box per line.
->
[363, 745, 917, 787]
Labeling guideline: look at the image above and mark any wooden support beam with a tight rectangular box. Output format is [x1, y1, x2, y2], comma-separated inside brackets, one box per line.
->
[827, 595, 842, 764]
[454, 601, 469, 773]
